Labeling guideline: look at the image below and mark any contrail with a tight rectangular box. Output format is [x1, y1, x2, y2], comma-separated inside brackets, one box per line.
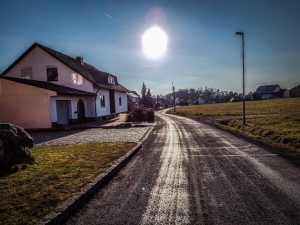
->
[99, 9, 142, 37]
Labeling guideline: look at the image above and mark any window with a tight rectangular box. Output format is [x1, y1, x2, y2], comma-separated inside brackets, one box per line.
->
[47, 68, 58, 81]
[100, 95, 105, 107]
[108, 76, 115, 84]
[21, 67, 32, 79]
[119, 96, 122, 106]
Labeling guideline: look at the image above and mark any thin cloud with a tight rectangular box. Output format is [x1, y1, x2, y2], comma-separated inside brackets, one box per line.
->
[98, 9, 142, 37]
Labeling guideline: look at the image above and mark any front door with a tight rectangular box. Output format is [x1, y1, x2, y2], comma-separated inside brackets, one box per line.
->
[109, 90, 115, 114]
[56, 100, 69, 125]
[77, 99, 85, 123]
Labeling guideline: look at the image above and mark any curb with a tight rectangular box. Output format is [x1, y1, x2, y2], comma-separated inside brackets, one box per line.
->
[37, 142, 144, 225]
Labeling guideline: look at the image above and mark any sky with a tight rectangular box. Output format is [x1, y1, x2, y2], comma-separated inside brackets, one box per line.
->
[0, 0, 299, 96]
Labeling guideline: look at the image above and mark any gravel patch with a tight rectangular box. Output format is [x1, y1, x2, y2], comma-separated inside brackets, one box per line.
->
[29, 127, 150, 146]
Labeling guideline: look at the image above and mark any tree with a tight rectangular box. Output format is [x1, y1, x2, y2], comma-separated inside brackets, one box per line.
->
[141, 82, 148, 107]
[146, 88, 153, 108]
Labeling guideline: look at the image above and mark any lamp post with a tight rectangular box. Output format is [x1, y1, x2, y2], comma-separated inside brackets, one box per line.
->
[236, 31, 246, 125]
[172, 82, 175, 112]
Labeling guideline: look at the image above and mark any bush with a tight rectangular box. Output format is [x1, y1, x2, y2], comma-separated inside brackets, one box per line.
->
[132, 108, 145, 121]
[146, 110, 155, 121]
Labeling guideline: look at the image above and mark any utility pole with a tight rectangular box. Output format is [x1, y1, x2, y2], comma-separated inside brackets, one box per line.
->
[172, 82, 175, 112]
[236, 31, 246, 125]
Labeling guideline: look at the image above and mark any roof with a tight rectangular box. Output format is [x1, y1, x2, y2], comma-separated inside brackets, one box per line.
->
[128, 92, 139, 98]
[130, 91, 140, 97]
[255, 85, 281, 94]
[1, 42, 127, 92]
[290, 85, 300, 91]
[0, 76, 96, 96]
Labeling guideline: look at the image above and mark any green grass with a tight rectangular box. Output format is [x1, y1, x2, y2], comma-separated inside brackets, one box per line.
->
[0, 142, 136, 225]
[168, 98, 300, 117]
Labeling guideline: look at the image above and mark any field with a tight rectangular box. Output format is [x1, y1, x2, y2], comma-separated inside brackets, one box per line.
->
[168, 98, 300, 117]
[0, 142, 136, 225]
[167, 98, 300, 154]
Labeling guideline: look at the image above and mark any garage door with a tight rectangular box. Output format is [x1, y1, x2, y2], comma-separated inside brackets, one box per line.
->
[56, 100, 69, 125]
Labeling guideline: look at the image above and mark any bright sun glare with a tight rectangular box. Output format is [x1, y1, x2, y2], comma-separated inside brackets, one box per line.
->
[142, 26, 168, 59]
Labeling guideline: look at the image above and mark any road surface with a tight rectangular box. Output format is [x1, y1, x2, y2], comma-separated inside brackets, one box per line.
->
[66, 111, 300, 225]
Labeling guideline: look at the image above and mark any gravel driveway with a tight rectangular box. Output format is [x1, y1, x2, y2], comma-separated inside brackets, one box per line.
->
[29, 127, 150, 146]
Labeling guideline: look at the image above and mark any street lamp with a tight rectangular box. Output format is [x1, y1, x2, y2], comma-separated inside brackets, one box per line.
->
[172, 82, 176, 112]
[236, 31, 246, 125]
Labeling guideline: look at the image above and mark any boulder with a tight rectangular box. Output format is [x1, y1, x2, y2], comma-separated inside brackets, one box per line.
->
[0, 123, 33, 172]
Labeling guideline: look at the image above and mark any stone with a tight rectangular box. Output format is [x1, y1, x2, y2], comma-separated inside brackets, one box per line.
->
[0, 123, 33, 172]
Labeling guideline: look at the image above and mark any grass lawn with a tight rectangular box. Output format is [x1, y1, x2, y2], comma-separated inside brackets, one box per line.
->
[0, 142, 136, 225]
[167, 98, 300, 154]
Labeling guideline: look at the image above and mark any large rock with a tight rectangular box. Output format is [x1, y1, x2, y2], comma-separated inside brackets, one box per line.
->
[0, 123, 33, 172]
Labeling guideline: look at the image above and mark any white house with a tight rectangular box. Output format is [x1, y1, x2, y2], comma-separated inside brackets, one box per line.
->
[195, 96, 206, 104]
[0, 42, 128, 129]
[127, 91, 140, 111]
[254, 84, 289, 99]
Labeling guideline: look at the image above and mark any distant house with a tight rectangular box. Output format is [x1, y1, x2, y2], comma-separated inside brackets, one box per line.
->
[289, 85, 300, 98]
[0, 42, 128, 129]
[277, 89, 289, 98]
[254, 84, 282, 100]
[127, 91, 140, 111]
[195, 96, 206, 104]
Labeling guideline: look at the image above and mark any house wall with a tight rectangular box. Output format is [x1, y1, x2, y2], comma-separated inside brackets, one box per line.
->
[50, 96, 95, 124]
[0, 79, 55, 129]
[197, 97, 206, 104]
[274, 86, 281, 92]
[283, 90, 289, 98]
[261, 94, 272, 100]
[115, 91, 128, 113]
[94, 88, 110, 117]
[289, 86, 300, 97]
[4, 46, 94, 92]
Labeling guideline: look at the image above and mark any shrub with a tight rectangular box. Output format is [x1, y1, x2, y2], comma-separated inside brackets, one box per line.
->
[132, 108, 145, 121]
[146, 110, 155, 121]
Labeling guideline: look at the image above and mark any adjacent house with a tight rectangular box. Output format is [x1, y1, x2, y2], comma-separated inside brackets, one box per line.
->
[253, 84, 282, 100]
[289, 85, 300, 98]
[127, 91, 140, 111]
[0, 42, 128, 129]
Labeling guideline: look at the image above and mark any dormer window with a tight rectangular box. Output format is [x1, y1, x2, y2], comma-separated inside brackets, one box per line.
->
[47, 68, 58, 81]
[108, 76, 115, 84]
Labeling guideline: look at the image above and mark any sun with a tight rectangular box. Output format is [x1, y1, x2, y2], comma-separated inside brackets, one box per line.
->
[142, 26, 168, 59]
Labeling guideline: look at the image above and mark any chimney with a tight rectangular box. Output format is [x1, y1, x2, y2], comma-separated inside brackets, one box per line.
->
[76, 56, 83, 64]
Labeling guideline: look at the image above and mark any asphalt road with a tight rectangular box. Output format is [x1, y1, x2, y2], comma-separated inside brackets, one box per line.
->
[65, 111, 300, 225]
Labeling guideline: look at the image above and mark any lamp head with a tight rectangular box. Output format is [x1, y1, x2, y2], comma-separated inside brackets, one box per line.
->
[236, 31, 244, 36]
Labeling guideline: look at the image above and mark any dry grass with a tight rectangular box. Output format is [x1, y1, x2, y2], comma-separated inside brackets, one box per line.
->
[217, 116, 300, 153]
[0, 142, 136, 225]
[168, 98, 300, 117]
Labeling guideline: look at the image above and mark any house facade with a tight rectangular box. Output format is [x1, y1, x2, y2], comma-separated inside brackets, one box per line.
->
[195, 96, 206, 104]
[0, 42, 128, 129]
[254, 85, 282, 100]
[127, 91, 140, 111]
[289, 85, 300, 98]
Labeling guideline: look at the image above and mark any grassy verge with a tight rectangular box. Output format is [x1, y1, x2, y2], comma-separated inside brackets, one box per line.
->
[0, 142, 136, 225]
[216, 116, 300, 154]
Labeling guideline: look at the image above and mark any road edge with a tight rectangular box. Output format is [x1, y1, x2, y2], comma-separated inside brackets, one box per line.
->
[37, 127, 153, 225]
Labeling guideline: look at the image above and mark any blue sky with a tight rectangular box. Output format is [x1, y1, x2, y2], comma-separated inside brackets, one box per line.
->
[0, 0, 299, 95]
